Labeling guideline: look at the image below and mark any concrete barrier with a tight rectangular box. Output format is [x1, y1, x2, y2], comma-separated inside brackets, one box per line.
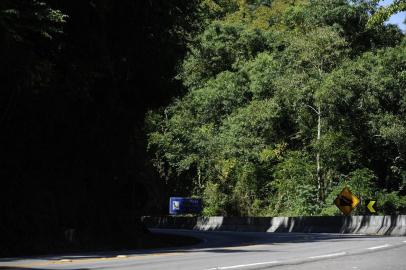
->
[141, 215, 406, 236]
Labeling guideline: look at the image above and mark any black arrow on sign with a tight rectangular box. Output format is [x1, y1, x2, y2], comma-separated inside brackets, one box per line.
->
[339, 195, 352, 206]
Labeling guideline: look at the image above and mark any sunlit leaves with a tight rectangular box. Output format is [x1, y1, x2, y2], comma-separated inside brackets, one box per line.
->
[180, 21, 269, 88]
[367, 0, 406, 28]
[0, 0, 67, 41]
[147, 0, 406, 216]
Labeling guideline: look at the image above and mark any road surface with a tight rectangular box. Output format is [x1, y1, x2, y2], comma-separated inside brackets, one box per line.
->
[1, 229, 406, 270]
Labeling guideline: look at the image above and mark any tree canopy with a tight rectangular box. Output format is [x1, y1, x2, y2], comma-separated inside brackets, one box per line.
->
[147, 0, 406, 216]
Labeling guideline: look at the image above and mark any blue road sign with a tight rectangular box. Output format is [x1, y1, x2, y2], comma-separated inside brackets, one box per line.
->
[169, 197, 202, 215]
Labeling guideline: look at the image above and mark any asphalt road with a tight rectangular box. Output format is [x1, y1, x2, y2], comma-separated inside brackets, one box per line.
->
[1, 229, 406, 270]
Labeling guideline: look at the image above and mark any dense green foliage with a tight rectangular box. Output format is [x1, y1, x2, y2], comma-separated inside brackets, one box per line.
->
[368, 0, 406, 27]
[147, 0, 406, 216]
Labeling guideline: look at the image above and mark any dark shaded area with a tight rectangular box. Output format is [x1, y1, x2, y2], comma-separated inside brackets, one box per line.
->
[0, 268, 89, 270]
[0, 0, 200, 257]
[0, 232, 201, 264]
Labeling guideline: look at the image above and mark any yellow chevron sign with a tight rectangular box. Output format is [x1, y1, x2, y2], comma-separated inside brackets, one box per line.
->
[367, 200, 377, 213]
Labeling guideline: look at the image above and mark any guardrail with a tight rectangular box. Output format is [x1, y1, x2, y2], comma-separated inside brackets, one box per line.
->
[142, 215, 406, 236]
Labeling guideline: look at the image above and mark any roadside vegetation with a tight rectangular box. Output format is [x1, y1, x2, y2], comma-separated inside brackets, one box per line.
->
[147, 0, 406, 216]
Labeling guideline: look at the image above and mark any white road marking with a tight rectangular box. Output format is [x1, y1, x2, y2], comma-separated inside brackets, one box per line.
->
[367, 244, 390, 250]
[403, 240, 406, 243]
[205, 261, 279, 270]
[59, 259, 72, 262]
[308, 252, 346, 259]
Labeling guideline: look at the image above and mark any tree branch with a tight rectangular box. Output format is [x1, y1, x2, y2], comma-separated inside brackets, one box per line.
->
[304, 104, 320, 115]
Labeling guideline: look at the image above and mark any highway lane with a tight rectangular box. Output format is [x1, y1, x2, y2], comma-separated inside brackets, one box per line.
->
[1, 229, 406, 270]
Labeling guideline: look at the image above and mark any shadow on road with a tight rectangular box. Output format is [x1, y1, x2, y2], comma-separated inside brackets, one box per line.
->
[0, 266, 90, 270]
[0, 231, 201, 263]
[150, 230, 384, 252]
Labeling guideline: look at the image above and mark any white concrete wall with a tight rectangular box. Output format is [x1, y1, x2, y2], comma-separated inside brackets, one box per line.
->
[142, 215, 406, 236]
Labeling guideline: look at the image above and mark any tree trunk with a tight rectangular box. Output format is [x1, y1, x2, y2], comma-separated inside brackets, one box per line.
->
[316, 105, 323, 202]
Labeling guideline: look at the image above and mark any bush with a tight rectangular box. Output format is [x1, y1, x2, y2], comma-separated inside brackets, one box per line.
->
[377, 191, 406, 215]
[202, 181, 228, 216]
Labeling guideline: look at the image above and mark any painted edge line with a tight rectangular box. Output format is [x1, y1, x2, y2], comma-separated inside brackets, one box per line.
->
[403, 240, 406, 243]
[59, 259, 72, 262]
[367, 244, 390, 250]
[308, 252, 347, 259]
[205, 261, 279, 270]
